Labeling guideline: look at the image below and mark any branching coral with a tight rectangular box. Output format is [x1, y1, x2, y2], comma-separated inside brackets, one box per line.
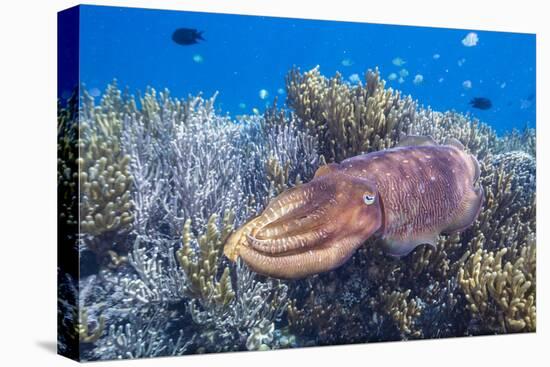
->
[458, 238, 536, 333]
[75, 86, 134, 263]
[176, 211, 236, 306]
[372, 287, 423, 338]
[286, 66, 416, 162]
[411, 109, 498, 159]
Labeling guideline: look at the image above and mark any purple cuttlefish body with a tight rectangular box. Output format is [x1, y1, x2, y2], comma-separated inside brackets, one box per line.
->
[224, 136, 483, 279]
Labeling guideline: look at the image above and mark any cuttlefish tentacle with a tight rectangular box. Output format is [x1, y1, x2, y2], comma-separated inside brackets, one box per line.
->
[224, 135, 483, 279]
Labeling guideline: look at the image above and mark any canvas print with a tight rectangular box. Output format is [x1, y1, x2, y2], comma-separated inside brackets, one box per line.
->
[57, 5, 536, 362]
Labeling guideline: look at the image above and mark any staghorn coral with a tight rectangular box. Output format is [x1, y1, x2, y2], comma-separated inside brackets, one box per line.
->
[410, 109, 498, 159]
[372, 287, 423, 338]
[458, 238, 536, 333]
[176, 211, 236, 306]
[498, 126, 536, 157]
[79, 88, 134, 238]
[286, 66, 416, 162]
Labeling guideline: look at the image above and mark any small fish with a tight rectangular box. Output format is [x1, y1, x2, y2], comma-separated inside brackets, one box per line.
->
[462, 32, 479, 47]
[348, 73, 360, 84]
[457, 58, 466, 67]
[433, 53, 441, 60]
[341, 58, 354, 67]
[259, 89, 269, 100]
[192, 54, 204, 63]
[469, 97, 492, 110]
[399, 68, 409, 78]
[388, 73, 398, 81]
[172, 28, 205, 46]
[392, 57, 406, 67]
[277, 88, 285, 95]
[462, 80, 472, 89]
[413, 74, 424, 85]
[520, 99, 532, 109]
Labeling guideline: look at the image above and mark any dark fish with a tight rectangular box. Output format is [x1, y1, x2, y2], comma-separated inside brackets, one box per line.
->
[172, 28, 204, 45]
[527, 92, 535, 101]
[469, 97, 492, 110]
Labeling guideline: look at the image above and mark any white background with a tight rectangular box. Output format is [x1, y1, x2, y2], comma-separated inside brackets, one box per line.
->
[0, 0, 546, 365]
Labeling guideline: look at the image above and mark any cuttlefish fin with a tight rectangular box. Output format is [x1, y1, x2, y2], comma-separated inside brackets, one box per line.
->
[382, 233, 438, 257]
[396, 134, 437, 147]
[314, 163, 340, 178]
[444, 185, 484, 234]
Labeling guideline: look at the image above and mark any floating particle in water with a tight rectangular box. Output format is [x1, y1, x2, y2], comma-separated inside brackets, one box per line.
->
[520, 99, 533, 109]
[341, 58, 354, 67]
[392, 57, 406, 66]
[259, 89, 269, 100]
[192, 54, 204, 63]
[413, 74, 424, 85]
[469, 97, 492, 110]
[252, 107, 260, 115]
[500, 82, 507, 89]
[457, 58, 466, 67]
[348, 73, 361, 84]
[462, 32, 479, 47]
[462, 80, 472, 89]
[438, 77, 445, 83]
[238, 102, 247, 109]
[277, 88, 285, 95]
[89, 87, 101, 97]
[399, 68, 409, 78]
[433, 53, 441, 60]
[172, 28, 205, 45]
[388, 72, 398, 81]
[398, 77, 405, 84]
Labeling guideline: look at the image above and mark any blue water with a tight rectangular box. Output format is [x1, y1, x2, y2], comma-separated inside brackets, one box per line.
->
[75, 5, 536, 133]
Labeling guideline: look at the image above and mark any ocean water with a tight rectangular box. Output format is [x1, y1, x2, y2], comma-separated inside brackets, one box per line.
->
[72, 5, 536, 133]
[57, 5, 537, 362]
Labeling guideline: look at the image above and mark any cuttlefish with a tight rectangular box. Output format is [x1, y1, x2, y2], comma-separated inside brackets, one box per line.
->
[224, 136, 483, 279]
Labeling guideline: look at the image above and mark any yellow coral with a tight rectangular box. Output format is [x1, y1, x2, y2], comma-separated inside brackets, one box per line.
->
[458, 237, 536, 333]
[286, 66, 416, 162]
[78, 88, 134, 240]
[176, 210, 236, 306]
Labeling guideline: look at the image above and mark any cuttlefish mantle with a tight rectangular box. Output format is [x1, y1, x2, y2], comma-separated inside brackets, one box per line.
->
[224, 135, 483, 279]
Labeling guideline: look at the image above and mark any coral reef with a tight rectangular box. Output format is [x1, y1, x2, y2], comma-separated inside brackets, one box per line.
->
[59, 66, 536, 361]
[286, 66, 416, 162]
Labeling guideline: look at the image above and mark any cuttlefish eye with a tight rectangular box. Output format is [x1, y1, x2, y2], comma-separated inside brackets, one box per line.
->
[363, 193, 376, 205]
